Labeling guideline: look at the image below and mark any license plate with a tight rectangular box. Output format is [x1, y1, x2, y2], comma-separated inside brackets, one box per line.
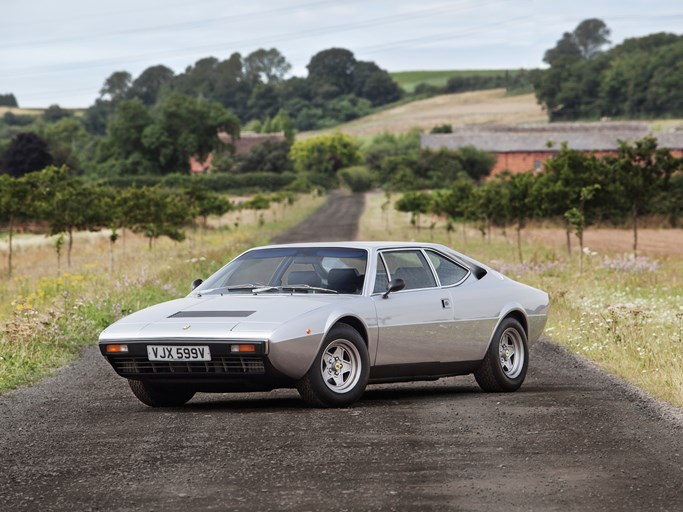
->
[147, 345, 211, 362]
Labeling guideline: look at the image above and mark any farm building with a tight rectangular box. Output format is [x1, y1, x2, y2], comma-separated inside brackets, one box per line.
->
[421, 122, 683, 175]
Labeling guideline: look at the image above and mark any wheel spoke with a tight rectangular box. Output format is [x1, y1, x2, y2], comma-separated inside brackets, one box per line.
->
[332, 373, 345, 387]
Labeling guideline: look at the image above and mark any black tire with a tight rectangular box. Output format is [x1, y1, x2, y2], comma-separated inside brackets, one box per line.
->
[474, 317, 528, 392]
[128, 380, 196, 407]
[296, 324, 369, 408]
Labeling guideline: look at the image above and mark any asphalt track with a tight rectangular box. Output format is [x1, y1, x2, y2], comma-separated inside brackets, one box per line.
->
[1, 191, 682, 511]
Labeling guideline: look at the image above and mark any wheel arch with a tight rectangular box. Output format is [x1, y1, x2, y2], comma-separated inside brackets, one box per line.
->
[484, 306, 529, 353]
[504, 309, 528, 337]
[330, 315, 369, 348]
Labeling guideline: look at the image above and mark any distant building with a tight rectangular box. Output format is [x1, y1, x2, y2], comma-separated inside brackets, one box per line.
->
[189, 131, 286, 174]
[421, 122, 683, 175]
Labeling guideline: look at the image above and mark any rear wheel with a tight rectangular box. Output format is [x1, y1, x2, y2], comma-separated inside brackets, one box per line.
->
[128, 380, 196, 407]
[297, 324, 369, 408]
[474, 317, 528, 392]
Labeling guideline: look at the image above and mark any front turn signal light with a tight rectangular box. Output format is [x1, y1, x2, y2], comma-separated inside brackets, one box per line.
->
[106, 344, 129, 354]
[231, 344, 257, 353]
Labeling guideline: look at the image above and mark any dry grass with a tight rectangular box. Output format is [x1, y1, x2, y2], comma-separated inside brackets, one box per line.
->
[300, 89, 547, 139]
[0, 193, 325, 391]
[359, 191, 683, 407]
[0, 106, 44, 116]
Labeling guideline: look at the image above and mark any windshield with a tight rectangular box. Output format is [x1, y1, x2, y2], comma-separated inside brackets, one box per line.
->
[196, 247, 368, 295]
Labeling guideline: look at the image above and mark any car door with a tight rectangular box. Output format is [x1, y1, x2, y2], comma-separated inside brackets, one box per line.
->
[372, 249, 459, 366]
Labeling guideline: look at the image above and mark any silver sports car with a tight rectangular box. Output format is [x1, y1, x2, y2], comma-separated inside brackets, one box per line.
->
[99, 242, 549, 408]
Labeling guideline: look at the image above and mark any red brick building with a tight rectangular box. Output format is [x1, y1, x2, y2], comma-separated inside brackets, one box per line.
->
[421, 122, 683, 176]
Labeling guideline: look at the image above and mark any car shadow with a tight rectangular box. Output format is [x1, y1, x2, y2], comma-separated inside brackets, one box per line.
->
[172, 379, 503, 412]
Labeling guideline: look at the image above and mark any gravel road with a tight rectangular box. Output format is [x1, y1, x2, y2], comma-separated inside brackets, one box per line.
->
[1, 191, 682, 511]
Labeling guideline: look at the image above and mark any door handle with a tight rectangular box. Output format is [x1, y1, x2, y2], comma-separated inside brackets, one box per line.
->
[441, 298, 451, 309]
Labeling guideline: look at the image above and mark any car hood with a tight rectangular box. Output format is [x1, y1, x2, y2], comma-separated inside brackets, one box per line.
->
[99, 294, 346, 341]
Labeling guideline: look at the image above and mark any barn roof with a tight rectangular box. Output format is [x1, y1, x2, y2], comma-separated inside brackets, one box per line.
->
[421, 122, 683, 152]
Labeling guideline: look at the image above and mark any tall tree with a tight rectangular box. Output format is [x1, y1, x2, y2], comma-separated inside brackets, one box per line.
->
[574, 18, 611, 59]
[244, 48, 291, 84]
[99, 71, 132, 101]
[1, 132, 53, 177]
[130, 65, 175, 105]
[306, 48, 357, 98]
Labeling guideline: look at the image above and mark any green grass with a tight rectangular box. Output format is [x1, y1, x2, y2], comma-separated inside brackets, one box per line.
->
[0, 193, 325, 393]
[390, 69, 529, 93]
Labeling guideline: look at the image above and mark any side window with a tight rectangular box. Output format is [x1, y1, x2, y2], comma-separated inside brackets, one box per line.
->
[381, 250, 437, 290]
[426, 250, 468, 286]
[373, 256, 389, 294]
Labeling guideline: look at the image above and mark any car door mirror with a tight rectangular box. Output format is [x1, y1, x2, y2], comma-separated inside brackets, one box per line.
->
[382, 278, 405, 299]
[191, 278, 203, 291]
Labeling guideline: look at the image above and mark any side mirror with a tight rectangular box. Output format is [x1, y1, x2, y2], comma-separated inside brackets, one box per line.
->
[191, 278, 203, 291]
[382, 278, 405, 299]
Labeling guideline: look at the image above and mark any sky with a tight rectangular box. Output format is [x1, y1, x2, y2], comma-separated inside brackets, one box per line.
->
[2, 0, 682, 108]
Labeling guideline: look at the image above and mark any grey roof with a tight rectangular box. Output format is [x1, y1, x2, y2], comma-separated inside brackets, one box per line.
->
[421, 122, 683, 152]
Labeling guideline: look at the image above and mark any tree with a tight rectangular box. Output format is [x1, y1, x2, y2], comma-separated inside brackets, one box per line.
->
[100, 93, 239, 175]
[130, 65, 175, 105]
[0, 93, 18, 107]
[606, 137, 677, 256]
[43, 104, 72, 123]
[183, 183, 232, 232]
[500, 172, 537, 262]
[307, 48, 357, 98]
[537, 145, 605, 256]
[395, 191, 431, 230]
[358, 69, 402, 106]
[31, 166, 109, 268]
[543, 19, 610, 65]
[244, 48, 291, 84]
[290, 132, 362, 179]
[235, 139, 292, 174]
[0, 174, 39, 277]
[99, 71, 132, 101]
[573, 19, 611, 60]
[564, 184, 600, 274]
[1, 132, 53, 177]
[119, 186, 194, 248]
[42, 117, 89, 171]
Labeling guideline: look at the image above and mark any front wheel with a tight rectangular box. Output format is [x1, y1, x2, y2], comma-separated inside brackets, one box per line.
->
[297, 324, 369, 408]
[128, 380, 196, 407]
[474, 317, 528, 392]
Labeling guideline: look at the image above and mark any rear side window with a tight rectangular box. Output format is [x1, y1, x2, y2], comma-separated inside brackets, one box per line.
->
[426, 250, 468, 286]
[381, 250, 437, 290]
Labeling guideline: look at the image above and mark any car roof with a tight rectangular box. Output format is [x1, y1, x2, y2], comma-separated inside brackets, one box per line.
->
[255, 241, 451, 251]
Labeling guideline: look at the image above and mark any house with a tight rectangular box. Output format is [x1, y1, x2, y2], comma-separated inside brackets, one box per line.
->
[190, 131, 286, 174]
[421, 122, 683, 175]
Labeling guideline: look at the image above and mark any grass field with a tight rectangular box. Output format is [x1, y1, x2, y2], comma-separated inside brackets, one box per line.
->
[0, 193, 325, 392]
[359, 191, 683, 408]
[390, 69, 529, 93]
[300, 88, 547, 139]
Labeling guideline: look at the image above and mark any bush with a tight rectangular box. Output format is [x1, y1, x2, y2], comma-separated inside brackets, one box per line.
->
[99, 172, 298, 193]
[338, 166, 376, 193]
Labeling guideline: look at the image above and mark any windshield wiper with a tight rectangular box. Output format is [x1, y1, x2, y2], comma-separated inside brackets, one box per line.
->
[252, 284, 338, 295]
[197, 284, 264, 296]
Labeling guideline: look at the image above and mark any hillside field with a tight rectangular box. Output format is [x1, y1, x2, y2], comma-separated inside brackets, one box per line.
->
[390, 69, 530, 93]
[301, 88, 548, 138]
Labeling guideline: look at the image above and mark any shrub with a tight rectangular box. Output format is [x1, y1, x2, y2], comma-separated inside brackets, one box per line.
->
[338, 165, 376, 193]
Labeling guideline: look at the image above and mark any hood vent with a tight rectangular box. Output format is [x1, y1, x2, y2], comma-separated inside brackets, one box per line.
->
[168, 311, 255, 318]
